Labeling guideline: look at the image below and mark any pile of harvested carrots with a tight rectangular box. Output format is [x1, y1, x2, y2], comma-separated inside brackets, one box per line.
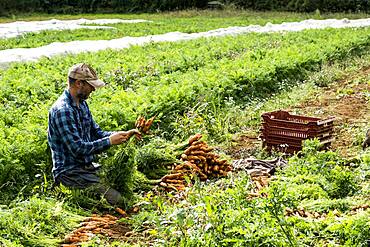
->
[160, 133, 232, 191]
[61, 214, 118, 246]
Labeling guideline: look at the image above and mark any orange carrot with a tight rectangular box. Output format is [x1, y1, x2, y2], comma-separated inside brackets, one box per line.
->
[201, 147, 214, 153]
[219, 171, 228, 177]
[145, 116, 155, 128]
[172, 169, 189, 174]
[184, 144, 203, 155]
[174, 163, 186, 170]
[92, 228, 102, 234]
[197, 156, 207, 164]
[225, 166, 232, 172]
[174, 184, 186, 190]
[103, 214, 118, 221]
[135, 116, 145, 128]
[115, 207, 127, 216]
[162, 173, 184, 180]
[84, 216, 110, 222]
[218, 159, 228, 165]
[204, 163, 209, 173]
[134, 132, 142, 141]
[64, 236, 81, 243]
[185, 162, 200, 171]
[191, 140, 206, 146]
[188, 133, 202, 145]
[166, 184, 178, 191]
[198, 172, 208, 181]
[164, 179, 185, 184]
[187, 155, 201, 161]
[78, 222, 89, 227]
[206, 153, 218, 159]
[189, 150, 207, 156]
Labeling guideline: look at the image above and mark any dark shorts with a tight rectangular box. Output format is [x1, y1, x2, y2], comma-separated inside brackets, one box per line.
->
[55, 166, 122, 206]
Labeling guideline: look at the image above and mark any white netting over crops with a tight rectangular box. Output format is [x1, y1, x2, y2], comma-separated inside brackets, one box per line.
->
[0, 18, 370, 67]
[0, 18, 150, 39]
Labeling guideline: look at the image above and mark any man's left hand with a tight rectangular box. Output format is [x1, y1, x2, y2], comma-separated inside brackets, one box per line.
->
[118, 129, 141, 142]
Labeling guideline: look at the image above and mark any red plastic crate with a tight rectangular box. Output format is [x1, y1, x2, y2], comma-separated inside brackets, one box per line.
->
[260, 110, 335, 153]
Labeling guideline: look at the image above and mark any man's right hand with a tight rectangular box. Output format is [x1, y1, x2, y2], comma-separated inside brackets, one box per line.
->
[109, 129, 141, 145]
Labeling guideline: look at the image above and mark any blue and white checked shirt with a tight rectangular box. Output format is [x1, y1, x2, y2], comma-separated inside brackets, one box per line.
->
[48, 89, 112, 179]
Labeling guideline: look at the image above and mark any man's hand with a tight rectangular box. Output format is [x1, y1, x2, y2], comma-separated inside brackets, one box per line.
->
[109, 129, 141, 145]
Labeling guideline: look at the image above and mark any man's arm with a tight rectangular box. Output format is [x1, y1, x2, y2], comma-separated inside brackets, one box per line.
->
[87, 108, 141, 142]
[90, 117, 113, 139]
[54, 108, 111, 156]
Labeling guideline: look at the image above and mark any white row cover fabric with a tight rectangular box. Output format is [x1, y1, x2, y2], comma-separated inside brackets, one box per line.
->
[0, 18, 150, 39]
[0, 18, 369, 68]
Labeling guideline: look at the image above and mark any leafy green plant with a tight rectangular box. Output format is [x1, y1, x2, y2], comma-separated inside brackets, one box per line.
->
[0, 196, 84, 247]
[325, 165, 359, 199]
[1, 25, 370, 202]
[101, 141, 137, 207]
[134, 138, 181, 178]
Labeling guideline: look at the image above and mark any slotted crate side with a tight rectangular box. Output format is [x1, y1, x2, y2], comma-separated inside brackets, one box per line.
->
[262, 137, 334, 153]
[262, 119, 335, 130]
[261, 125, 334, 139]
[261, 134, 334, 147]
[260, 110, 335, 154]
[262, 110, 321, 122]
[262, 110, 335, 131]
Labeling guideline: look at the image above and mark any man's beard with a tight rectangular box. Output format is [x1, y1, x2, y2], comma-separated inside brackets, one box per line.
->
[77, 91, 89, 101]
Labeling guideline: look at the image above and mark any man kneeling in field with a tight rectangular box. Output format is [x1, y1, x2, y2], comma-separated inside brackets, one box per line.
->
[48, 63, 140, 205]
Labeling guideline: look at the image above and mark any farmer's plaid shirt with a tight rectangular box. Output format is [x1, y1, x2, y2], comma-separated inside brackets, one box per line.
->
[48, 89, 112, 179]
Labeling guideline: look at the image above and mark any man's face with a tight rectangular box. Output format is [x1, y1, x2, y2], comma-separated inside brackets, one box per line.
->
[77, 80, 95, 100]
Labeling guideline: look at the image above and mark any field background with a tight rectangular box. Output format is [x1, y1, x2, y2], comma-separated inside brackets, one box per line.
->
[0, 6, 370, 247]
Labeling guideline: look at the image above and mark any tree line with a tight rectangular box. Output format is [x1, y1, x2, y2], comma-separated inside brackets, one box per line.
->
[0, 0, 369, 16]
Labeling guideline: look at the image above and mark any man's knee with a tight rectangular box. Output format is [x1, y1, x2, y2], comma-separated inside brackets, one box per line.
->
[94, 184, 122, 206]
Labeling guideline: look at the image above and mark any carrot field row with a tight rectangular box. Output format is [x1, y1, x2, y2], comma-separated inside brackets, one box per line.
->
[0, 26, 369, 203]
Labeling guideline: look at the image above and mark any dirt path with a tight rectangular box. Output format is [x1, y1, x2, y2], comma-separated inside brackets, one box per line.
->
[230, 65, 370, 158]
[288, 66, 370, 156]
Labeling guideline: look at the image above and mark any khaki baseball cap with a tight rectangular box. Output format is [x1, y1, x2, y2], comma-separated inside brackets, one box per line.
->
[68, 63, 106, 89]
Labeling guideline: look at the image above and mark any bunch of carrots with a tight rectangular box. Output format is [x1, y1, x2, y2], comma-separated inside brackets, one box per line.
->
[135, 116, 155, 135]
[160, 133, 232, 191]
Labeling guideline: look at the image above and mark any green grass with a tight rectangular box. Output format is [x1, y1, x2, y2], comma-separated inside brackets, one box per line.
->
[2, 50, 370, 246]
[0, 9, 369, 50]
[0, 26, 369, 203]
